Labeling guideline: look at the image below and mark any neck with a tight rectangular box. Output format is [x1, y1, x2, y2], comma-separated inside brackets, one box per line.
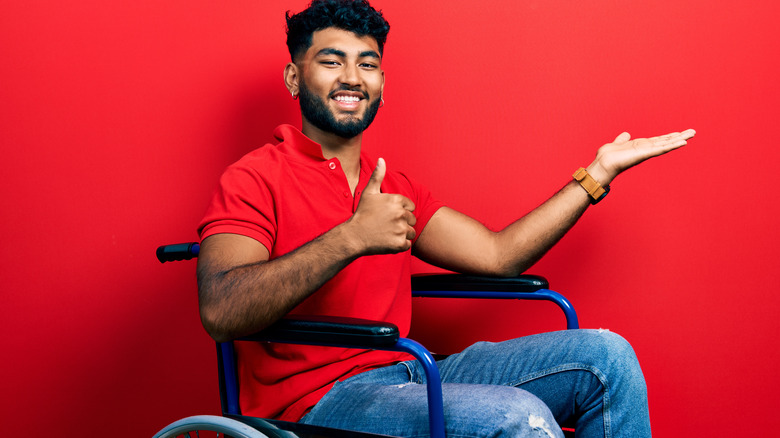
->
[302, 120, 363, 192]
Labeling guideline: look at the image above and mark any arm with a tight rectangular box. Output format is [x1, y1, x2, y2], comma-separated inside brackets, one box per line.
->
[197, 158, 416, 343]
[414, 129, 696, 276]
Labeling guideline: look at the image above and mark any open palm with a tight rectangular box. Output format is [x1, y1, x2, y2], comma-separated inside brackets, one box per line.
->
[592, 129, 696, 185]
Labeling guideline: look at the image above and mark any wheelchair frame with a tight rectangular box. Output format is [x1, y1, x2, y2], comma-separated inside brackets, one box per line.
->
[155, 242, 579, 438]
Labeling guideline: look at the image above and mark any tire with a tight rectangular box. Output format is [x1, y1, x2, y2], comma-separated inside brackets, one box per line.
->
[153, 415, 270, 438]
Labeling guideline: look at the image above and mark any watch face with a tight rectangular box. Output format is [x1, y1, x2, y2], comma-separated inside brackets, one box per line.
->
[593, 186, 610, 204]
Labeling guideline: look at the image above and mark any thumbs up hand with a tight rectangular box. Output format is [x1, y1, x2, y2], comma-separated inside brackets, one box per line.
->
[347, 158, 417, 255]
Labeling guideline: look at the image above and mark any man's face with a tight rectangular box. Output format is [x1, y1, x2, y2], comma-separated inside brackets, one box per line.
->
[294, 27, 385, 139]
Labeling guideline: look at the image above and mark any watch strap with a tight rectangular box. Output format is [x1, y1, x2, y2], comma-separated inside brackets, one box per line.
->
[573, 167, 609, 204]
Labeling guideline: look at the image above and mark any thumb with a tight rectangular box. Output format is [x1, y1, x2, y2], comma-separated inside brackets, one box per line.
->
[365, 157, 386, 194]
[614, 132, 631, 143]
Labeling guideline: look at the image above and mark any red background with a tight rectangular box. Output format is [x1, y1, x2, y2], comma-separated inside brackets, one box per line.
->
[2, 0, 779, 435]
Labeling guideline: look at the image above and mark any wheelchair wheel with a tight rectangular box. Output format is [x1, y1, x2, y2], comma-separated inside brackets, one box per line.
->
[153, 415, 270, 438]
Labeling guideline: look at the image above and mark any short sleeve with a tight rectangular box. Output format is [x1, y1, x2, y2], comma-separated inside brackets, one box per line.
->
[198, 162, 277, 252]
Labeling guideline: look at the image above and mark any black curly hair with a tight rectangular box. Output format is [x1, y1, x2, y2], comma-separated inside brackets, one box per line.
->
[286, 0, 390, 62]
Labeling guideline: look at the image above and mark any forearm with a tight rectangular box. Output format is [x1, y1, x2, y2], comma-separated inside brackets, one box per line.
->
[413, 178, 594, 277]
[197, 224, 361, 342]
[494, 179, 592, 275]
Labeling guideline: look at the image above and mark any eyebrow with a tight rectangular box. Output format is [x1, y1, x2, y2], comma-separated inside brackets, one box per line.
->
[316, 48, 380, 60]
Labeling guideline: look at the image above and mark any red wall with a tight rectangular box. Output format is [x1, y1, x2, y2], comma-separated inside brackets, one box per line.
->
[3, 0, 779, 435]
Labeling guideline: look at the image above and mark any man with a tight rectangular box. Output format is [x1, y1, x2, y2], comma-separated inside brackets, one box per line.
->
[197, 1, 695, 436]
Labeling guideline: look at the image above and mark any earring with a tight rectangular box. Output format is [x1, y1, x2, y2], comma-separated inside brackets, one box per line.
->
[380, 98, 385, 108]
[291, 90, 298, 100]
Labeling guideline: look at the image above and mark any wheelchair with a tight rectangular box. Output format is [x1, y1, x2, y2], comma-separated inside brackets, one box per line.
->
[153, 242, 579, 437]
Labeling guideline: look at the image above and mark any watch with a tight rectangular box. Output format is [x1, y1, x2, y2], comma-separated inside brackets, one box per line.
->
[572, 167, 610, 204]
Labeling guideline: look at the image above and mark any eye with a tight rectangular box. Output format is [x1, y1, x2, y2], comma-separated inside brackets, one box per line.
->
[360, 62, 378, 69]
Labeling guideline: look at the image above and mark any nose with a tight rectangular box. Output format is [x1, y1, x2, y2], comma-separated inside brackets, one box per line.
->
[339, 62, 360, 86]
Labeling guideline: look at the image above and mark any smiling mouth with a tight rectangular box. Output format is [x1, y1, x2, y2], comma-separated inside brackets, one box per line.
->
[331, 92, 366, 111]
[333, 95, 361, 104]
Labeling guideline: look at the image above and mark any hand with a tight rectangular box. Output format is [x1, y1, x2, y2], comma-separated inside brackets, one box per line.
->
[587, 129, 696, 185]
[347, 158, 417, 255]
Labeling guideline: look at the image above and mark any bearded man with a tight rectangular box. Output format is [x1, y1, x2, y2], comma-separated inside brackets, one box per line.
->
[196, 1, 695, 436]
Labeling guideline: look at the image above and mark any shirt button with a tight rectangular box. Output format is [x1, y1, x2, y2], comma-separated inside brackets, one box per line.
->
[343, 191, 349, 197]
[328, 162, 337, 170]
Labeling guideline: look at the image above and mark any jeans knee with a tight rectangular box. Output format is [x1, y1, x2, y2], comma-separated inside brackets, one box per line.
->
[587, 330, 647, 395]
[587, 330, 639, 367]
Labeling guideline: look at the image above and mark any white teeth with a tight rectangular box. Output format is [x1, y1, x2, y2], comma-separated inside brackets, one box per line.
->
[334, 96, 360, 102]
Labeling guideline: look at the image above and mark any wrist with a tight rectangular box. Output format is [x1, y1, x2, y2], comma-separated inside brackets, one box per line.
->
[573, 167, 610, 205]
[585, 160, 615, 187]
[329, 221, 367, 259]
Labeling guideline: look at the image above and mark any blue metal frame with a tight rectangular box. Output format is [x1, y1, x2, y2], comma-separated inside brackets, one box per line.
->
[413, 289, 579, 330]
[219, 337, 446, 438]
[392, 338, 445, 438]
[160, 242, 577, 438]
[219, 342, 241, 416]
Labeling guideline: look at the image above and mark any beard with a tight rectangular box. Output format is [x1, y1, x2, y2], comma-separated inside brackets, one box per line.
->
[298, 80, 382, 139]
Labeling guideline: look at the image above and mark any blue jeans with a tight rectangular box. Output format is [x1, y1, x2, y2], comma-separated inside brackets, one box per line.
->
[300, 330, 650, 437]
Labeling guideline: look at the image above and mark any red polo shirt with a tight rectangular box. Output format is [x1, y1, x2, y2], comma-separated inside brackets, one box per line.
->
[198, 124, 444, 421]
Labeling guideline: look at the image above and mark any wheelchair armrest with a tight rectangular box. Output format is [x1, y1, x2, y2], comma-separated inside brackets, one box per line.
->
[411, 273, 548, 295]
[157, 242, 447, 437]
[225, 316, 445, 438]
[411, 273, 579, 330]
[156, 242, 200, 263]
[238, 315, 400, 349]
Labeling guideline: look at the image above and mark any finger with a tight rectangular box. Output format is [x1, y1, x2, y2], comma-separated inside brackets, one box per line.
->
[667, 129, 695, 146]
[405, 226, 416, 242]
[401, 195, 416, 212]
[654, 132, 691, 147]
[651, 128, 696, 143]
[649, 135, 688, 152]
[365, 157, 386, 194]
[650, 132, 679, 142]
[402, 209, 417, 227]
[663, 138, 688, 150]
[680, 128, 696, 140]
[390, 193, 416, 212]
[614, 132, 631, 143]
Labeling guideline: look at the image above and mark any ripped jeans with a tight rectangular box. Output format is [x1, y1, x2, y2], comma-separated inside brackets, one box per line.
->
[300, 330, 650, 437]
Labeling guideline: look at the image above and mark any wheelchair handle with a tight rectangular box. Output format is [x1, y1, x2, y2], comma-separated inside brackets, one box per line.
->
[156, 242, 200, 263]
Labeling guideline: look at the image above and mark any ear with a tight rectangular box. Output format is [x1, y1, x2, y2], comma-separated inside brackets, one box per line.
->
[380, 69, 385, 96]
[284, 62, 300, 97]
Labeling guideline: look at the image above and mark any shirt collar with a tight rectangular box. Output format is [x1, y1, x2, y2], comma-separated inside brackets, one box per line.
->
[273, 124, 376, 184]
[273, 124, 327, 161]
